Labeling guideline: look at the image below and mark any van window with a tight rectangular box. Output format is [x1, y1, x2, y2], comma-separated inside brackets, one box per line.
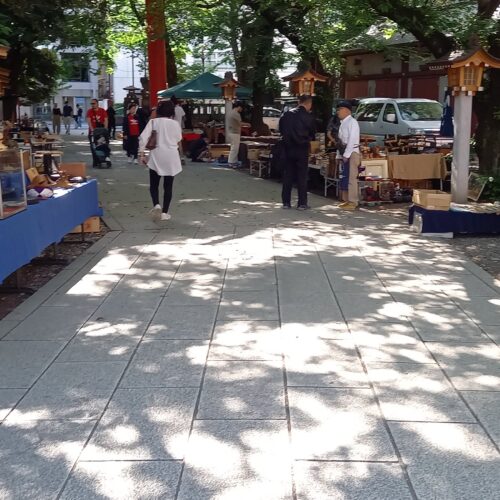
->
[355, 103, 384, 122]
[398, 102, 442, 121]
[383, 104, 398, 123]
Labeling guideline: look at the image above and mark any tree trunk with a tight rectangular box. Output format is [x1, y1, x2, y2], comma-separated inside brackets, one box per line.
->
[165, 31, 178, 87]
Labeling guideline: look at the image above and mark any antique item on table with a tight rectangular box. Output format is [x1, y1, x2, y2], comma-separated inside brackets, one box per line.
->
[0, 149, 27, 219]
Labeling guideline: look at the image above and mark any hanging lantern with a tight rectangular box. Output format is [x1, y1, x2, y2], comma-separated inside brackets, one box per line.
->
[282, 67, 328, 96]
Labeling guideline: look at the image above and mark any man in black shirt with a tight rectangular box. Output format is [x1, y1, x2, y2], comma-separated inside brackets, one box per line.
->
[279, 94, 315, 210]
[107, 101, 116, 139]
[62, 101, 73, 135]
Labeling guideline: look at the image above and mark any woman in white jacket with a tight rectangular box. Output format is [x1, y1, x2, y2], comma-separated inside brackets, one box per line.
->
[139, 100, 182, 221]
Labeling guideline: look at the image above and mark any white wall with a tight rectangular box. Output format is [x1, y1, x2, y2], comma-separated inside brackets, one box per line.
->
[112, 51, 144, 105]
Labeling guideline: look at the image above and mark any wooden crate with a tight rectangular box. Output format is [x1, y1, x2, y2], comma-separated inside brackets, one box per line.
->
[412, 189, 451, 211]
[70, 216, 101, 233]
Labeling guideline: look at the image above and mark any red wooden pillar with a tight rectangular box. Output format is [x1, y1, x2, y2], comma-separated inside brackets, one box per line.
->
[145, 0, 167, 107]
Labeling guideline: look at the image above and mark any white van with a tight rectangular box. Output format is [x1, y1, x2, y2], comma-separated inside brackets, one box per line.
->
[354, 98, 443, 143]
[263, 107, 281, 132]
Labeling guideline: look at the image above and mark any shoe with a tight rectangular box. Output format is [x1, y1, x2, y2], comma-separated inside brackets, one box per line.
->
[128, 157, 133, 164]
[133, 158, 138, 164]
[160, 212, 171, 221]
[105, 157, 111, 162]
[296, 205, 310, 210]
[149, 204, 162, 221]
[340, 202, 358, 210]
[338, 201, 349, 207]
[282, 203, 291, 209]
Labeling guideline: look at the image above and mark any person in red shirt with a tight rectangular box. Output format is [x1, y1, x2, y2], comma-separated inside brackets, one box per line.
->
[86, 99, 108, 135]
[123, 103, 146, 164]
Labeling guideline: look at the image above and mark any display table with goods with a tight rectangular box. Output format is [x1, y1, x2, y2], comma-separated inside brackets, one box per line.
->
[0, 179, 102, 283]
[409, 190, 500, 236]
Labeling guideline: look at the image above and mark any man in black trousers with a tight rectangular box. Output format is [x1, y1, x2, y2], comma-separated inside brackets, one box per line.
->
[279, 94, 315, 210]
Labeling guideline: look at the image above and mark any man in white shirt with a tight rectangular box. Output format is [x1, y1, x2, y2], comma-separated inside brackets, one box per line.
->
[336, 100, 360, 209]
[227, 101, 243, 167]
[171, 96, 186, 129]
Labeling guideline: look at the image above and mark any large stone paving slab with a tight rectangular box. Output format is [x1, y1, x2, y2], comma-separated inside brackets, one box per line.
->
[60, 460, 182, 499]
[0, 389, 25, 421]
[82, 388, 198, 460]
[198, 360, 285, 419]
[208, 320, 282, 361]
[389, 421, 500, 500]
[0, 340, 65, 388]
[218, 290, 279, 321]
[178, 420, 292, 500]
[294, 461, 413, 500]
[0, 419, 95, 499]
[461, 391, 500, 446]
[4, 305, 97, 341]
[146, 304, 218, 339]
[120, 340, 208, 388]
[7, 361, 126, 421]
[366, 363, 475, 422]
[288, 388, 396, 461]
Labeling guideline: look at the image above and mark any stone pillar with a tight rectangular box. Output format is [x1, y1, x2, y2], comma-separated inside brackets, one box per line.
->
[451, 93, 473, 203]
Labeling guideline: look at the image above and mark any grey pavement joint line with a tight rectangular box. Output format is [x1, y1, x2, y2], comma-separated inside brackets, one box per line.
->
[321, 245, 419, 500]
[274, 231, 298, 500]
[173, 225, 234, 500]
[55, 238, 186, 499]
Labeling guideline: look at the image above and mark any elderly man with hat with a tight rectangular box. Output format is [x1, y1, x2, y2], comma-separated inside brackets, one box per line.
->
[336, 100, 360, 209]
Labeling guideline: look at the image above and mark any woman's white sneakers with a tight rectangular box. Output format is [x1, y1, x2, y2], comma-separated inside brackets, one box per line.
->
[160, 213, 171, 221]
[149, 204, 162, 221]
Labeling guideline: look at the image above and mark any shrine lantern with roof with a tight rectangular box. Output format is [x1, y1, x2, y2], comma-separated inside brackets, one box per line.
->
[428, 47, 500, 203]
[214, 72, 240, 101]
[282, 66, 328, 96]
[444, 47, 500, 96]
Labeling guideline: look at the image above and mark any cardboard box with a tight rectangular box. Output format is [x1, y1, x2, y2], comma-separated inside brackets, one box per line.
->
[309, 141, 320, 154]
[70, 216, 101, 233]
[247, 149, 260, 160]
[60, 162, 87, 177]
[412, 189, 451, 211]
[209, 145, 231, 159]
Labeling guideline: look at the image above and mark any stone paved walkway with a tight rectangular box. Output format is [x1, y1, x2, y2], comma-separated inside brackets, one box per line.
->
[0, 137, 499, 499]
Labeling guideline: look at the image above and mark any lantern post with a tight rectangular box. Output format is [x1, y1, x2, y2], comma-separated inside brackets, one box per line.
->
[145, 0, 167, 108]
[430, 48, 500, 202]
[214, 72, 240, 140]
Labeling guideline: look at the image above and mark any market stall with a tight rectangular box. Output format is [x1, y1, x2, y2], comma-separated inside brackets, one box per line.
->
[0, 179, 102, 283]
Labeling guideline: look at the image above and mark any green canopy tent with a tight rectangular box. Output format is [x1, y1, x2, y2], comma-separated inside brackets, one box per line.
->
[157, 72, 252, 100]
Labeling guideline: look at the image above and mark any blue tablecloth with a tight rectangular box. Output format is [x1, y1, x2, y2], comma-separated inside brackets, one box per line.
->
[0, 180, 102, 283]
[409, 204, 500, 234]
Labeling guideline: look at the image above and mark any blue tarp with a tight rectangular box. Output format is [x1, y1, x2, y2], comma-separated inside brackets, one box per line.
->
[0, 180, 102, 283]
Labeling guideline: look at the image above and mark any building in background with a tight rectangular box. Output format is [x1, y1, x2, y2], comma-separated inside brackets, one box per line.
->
[340, 34, 448, 101]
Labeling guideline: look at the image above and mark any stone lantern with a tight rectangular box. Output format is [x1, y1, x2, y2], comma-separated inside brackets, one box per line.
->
[282, 67, 328, 96]
[429, 47, 500, 202]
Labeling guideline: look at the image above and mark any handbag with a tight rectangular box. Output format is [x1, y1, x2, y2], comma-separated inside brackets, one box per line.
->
[146, 119, 157, 150]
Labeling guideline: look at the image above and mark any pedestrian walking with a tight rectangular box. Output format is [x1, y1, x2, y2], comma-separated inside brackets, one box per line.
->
[76, 104, 83, 129]
[62, 101, 73, 134]
[86, 99, 108, 135]
[52, 103, 62, 135]
[279, 94, 316, 210]
[123, 103, 146, 164]
[336, 100, 360, 210]
[227, 101, 243, 168]
[171, 96, 186, 129]
[107, 101, 116, 139]
[139, 100, 182, 222]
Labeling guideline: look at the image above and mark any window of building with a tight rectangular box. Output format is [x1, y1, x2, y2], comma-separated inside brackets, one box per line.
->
[61, 53, 90, 82]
